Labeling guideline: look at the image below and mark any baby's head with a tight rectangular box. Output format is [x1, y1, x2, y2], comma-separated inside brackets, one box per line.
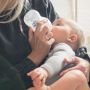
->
[52, 19, 85, 51]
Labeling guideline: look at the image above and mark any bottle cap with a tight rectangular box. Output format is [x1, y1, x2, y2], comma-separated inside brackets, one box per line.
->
[24, 10, 52, 31]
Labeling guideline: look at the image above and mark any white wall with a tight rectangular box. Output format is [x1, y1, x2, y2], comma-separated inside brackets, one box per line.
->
[51, 0, 74, 19]
[77, 0, 90, 53]
[77, 0, 90, 35]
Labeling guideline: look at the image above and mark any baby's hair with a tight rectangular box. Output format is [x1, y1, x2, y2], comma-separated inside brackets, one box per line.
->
[63, 19, 85, 49]
[0, 0, 25, 23]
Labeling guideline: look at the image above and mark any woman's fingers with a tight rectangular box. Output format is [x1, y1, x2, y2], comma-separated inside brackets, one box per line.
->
[60, 57, 89, 79]
[35, 20, 48, 32]
[47, 38, 55, 45]
[64, 57, 80, 64]
[28, 28, 34, 42]
[60, 64, 85, 77]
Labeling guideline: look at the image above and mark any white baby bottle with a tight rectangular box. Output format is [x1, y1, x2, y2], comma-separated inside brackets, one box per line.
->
[24, 10, 52, 31]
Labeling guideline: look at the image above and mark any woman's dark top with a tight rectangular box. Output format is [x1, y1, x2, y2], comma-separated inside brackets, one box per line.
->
[0, 55, 26, 90]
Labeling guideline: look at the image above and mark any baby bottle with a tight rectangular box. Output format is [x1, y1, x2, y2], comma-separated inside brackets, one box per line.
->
[24, 10, 52, 31]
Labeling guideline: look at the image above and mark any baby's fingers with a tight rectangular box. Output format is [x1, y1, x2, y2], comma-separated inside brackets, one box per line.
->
[27, 71, 40, 80]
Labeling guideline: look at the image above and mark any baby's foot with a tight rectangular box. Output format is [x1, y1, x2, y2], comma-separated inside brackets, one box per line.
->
[28, 85, 50, 90]
[37, 85, 50, 90]
[27, 87, 36, 90]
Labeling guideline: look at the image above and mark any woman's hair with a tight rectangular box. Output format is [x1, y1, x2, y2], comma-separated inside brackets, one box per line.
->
[0, 0, 25, 23]
[64, 19, 85, 48]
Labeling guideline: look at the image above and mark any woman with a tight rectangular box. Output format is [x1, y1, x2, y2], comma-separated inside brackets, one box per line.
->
[0, 0, 57, 89]
[0, 0, 89, 89]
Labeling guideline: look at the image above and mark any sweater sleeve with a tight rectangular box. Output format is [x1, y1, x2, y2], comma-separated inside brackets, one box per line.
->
[15, 58, 37, 89]
[41, 51, 67, 78]
[41, 43, 75, 78]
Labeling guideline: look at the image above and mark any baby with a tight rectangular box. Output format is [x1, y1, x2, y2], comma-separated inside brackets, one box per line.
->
[27, 19, 85, 88]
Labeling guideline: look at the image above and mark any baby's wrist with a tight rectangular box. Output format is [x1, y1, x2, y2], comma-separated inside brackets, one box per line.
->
[41, 68, 49, 78]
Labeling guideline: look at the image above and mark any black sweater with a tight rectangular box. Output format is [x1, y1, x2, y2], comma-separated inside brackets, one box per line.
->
[0, 55, 26, 90]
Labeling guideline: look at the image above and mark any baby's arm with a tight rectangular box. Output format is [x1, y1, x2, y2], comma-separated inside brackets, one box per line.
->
[40, 43, 75, 78]
[27, 67, 48, 88]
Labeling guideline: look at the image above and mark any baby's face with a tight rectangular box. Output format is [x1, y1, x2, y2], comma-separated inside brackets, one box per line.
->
[52, 20, 72, 44]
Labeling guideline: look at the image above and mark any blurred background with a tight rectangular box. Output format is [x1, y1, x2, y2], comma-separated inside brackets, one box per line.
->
[51, 0, 90, 55]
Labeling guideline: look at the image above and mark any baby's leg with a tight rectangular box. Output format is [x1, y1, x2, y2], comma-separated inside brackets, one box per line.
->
[49, 70, 89, 90]
[28, 70, 89, 90]
[27, 87, 35, 90]
[27, 85, 50, 90]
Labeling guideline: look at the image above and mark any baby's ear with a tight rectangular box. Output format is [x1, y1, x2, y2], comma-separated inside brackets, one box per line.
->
[67, 34, 78, 43]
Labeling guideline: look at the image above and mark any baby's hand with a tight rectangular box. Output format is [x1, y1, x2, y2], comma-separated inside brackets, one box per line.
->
[27, 68, 48, 88]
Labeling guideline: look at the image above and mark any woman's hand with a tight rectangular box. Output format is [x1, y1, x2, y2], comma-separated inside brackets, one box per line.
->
[60, 57, 90, 81]
[28, 21, 55, 65]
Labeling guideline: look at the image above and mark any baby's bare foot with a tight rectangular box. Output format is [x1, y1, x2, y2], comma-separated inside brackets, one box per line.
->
[27, 87, 35, 90]
[28, 85, 51, 90]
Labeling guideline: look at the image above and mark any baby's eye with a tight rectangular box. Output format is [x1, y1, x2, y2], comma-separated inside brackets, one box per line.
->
[56, 23, 64, 26]
[56, 23, 60, 26]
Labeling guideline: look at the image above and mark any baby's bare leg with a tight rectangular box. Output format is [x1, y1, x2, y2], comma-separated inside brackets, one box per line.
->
[27, 87, 35, 90]
[28, 70, 89, 90]
[27, 85, 50, 90]
[49, 70, 89, 90]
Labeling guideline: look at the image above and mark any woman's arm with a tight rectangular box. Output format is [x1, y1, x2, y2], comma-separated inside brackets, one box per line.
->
[60, 57, 90, 81]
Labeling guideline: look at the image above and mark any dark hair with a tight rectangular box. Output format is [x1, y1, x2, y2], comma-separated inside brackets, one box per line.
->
[75, 47, 90, 62]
